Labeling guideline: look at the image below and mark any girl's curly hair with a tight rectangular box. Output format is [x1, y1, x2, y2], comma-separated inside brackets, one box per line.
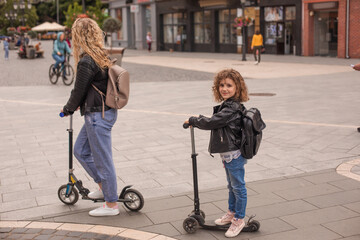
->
[71, 17, 112, 71]
[212, 68, 249, 103]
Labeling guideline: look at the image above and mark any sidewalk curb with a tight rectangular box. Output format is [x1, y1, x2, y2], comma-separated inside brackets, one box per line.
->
[0, 221, 177, 240]
[336, 159, 360, 181]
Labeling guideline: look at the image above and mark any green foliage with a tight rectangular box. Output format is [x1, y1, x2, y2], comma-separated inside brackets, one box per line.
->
[27, 30, 37, 39]
[87, 0, 109, 27]
[102, 17, 121, 33]
[0, 0, 38, 33]
[63, 2, 83, 28]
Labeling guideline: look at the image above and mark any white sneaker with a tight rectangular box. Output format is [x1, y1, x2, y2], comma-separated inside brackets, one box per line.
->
[88, 189, 104, 199]
[225, 218, 245, 238]
[214, 211, 234, 225]
[254, 61, 258, 65]
[89, 204, 120, 217]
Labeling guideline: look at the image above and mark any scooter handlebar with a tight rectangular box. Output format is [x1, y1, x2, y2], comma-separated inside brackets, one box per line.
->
[59, 112, 65, 117]
[183, 123, 190, 129]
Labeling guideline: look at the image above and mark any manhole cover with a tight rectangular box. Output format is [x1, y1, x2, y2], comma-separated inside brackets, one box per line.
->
[249, 93, 276, 97]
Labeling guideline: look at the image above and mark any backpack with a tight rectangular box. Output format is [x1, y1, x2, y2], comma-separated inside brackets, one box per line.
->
[92, 59, 129, 118]
[239, 106, 266, 159]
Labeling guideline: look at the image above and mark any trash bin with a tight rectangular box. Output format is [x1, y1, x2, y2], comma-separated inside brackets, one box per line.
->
[26, 47, 35, 59]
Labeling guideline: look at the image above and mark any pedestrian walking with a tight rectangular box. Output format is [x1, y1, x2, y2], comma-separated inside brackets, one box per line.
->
[3, 38, 9, 60]
[146, 32, 152, 52]
[251, 30, 263, 65]
[61, 17, 119, 217]
[184, 69, 249, 238]
[352, 63, 360, 132]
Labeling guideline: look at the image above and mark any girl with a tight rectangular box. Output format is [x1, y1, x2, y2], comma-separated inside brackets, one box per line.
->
[185, 69, 249, 238]
[61, 18, 119, 217]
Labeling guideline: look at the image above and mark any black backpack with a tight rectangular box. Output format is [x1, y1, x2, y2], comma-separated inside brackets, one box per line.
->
[239, 106, 266, 159]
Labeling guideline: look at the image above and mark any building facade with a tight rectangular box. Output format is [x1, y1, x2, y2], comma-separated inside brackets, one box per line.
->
[106, 0, 157, 50]
[302, 0, 360, 58]
[105, 0, 359, 58]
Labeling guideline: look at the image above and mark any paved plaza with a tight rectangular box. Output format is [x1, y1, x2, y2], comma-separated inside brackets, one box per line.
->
[0, 40, 359, 239]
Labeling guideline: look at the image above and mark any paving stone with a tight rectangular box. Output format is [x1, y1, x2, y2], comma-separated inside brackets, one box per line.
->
[138, 223, 181, 237]
[248, 177, 314, 193]
[246, 200, 318, 221]
[141, 196, 193, 213]
[323, 216, 360, 237]
[273, 183, 342, 201]
[34, 235, 53, 240]
[328, 178, 360, 191]
[302, 171, 349, 184]
[280, 205, 359, 228]
[20, 233, 38, 239]
[305, 189, 360, 208]
[0, 227, 14, 233]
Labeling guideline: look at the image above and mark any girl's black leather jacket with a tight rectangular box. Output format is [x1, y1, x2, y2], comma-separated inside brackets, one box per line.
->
[189, 98, 243, 154]
[63, 54, 110, 116]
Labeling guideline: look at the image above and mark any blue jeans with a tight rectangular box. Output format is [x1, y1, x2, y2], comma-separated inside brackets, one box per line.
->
[74, 109, 118, 202]
[224, 155, 247, 219]
[4, 47, 9, 59]
[52, 53, 64, 69]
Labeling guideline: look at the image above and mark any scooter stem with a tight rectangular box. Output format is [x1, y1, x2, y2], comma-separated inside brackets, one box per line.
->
[68, 115, 74, 178]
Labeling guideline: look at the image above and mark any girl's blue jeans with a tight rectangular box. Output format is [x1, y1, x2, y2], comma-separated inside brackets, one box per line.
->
[74, 109, 118, 203]
[4, 47, 9, 59]
[224, 155, 247, 219]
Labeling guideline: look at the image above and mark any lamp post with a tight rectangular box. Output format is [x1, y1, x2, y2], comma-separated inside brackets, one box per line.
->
[13, 0, 32, 26]
[240, 0, 247, 61]
[5, 11, 17, 27]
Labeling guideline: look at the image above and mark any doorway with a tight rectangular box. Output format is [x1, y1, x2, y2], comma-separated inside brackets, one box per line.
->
[314, 11, 338, 56]
[284, 21, 294, 54]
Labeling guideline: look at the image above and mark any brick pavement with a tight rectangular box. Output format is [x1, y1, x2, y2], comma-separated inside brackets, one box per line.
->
[0, 42, 359, 239]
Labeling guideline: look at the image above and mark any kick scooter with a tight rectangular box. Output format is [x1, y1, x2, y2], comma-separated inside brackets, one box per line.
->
[57, 113, 144, 212]
[182, 123, 260, 234]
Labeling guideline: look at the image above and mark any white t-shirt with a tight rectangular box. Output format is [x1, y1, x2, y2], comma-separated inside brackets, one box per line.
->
[220, 149, 241, 163]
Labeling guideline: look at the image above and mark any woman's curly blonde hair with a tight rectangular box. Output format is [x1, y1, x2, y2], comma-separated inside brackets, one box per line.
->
[71, 17, 112, 71]
[212, 68, 249, 103]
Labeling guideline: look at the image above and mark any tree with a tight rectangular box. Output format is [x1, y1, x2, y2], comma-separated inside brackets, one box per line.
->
[87, 0, 108, 27]
[102, 17, 121, 52]
[63, 2, 83, 28]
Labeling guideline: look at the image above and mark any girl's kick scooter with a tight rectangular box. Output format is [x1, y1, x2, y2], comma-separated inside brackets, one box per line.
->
[57, 113, 144, 212]
[182, 123, 260, 234]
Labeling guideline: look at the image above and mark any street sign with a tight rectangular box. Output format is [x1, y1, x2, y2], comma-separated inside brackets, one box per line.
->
[130, 5, 139, 13]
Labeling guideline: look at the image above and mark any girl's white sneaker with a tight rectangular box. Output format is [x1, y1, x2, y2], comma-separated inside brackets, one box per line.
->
[214, 211, 235, 225]
[89, 204, 119, 217]
[225, 218, 245, 238]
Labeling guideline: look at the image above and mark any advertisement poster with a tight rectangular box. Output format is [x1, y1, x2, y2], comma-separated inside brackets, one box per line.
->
[265, 7, 283, 21]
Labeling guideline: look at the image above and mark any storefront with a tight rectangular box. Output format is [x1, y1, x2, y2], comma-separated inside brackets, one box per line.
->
[259, 0, 302, 55]
[156, 0, 243, 53]
[302, 0, 359, 58]
[107, 0, 156, 50]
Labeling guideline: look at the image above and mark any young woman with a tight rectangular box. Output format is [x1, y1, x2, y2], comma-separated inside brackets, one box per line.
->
[61, 17, 119, 217]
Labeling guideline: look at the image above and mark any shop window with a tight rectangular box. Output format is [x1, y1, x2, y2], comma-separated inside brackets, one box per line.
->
[145, 5, 151, 33]
[116, 8, 123, 40]
[163, 13, 187, 44]
[218, 9, 237, 44]
[264, 6, 283, 22]
[194, 10, 211, 44]
[285, 6, 296, 21]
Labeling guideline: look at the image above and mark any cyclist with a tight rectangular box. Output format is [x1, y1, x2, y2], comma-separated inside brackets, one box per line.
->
[52, 32, 71, 79]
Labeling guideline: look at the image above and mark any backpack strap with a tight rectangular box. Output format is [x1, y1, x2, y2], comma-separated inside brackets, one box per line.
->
[91, 84, 105, 119]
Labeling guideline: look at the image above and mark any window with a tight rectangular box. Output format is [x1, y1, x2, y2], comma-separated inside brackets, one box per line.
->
[145, 5, 151, 33]
[116, 8, 123, 40]
[194, 10, 211, 44]
[285, 6, 296, 20]
[264, 7, 283, 22]
[265, 22, 277, 45]
[218, 9, 237, 44]
[162, 13, 187, 44]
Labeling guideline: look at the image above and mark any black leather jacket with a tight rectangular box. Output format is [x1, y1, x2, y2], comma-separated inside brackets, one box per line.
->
[63, 54, 110, 116]
[189, 98, 243, 154]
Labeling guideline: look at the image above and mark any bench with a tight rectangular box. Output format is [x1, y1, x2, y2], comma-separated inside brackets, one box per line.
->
[36, 50, 44, 58]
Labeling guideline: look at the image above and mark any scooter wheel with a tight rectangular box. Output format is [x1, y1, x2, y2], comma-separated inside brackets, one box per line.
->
[183, 217, 198, 234]
[190, 210, 206, 219]
[58, 184, 79, 205]
[248, 220, 260, 232]
[123, 189, 144, 211]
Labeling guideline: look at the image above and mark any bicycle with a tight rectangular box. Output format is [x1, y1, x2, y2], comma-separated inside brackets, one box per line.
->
[49, 54, 75, 86]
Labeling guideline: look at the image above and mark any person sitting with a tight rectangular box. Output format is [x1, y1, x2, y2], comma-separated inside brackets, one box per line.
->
[18, 43, 26, 58]
[35, 42, 41, 51]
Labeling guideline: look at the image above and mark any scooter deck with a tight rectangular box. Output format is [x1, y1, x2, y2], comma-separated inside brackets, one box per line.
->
[200, 222, 257, 232]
